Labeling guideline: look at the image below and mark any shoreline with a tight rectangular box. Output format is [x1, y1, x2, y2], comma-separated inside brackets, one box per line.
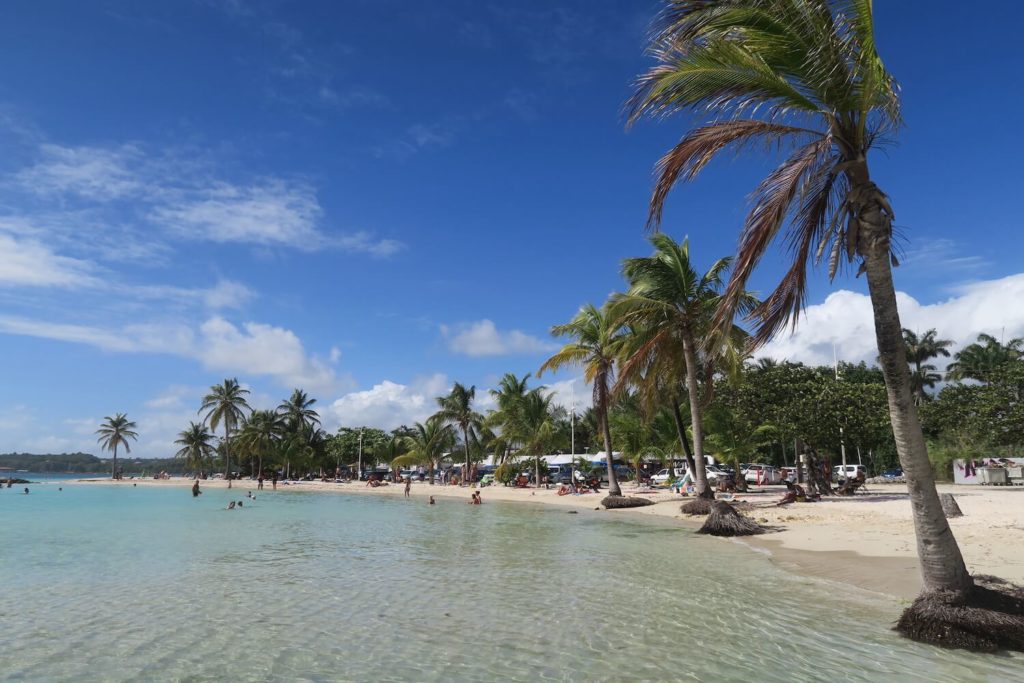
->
[72, 476, 1024, 602]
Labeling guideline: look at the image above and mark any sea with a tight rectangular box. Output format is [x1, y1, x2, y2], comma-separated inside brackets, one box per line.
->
[1, 479, 1021, 682]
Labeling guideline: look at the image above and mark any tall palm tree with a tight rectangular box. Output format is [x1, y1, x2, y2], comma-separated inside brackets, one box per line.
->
[96, 413, 138, 479]
[515, 389, 560, 488]
[237, 410, 285, 479]
[174, 422, 215, 477]
[947, 333, 1024, 383]
[199, 378, 251, 487]
[539, 303, 625, 496]
[628, 0, 992, 642]
[903, 329, 952, 404]
[612, 234, 755, 499]
[278, 389, 321, 432]
[401, 416, 454, 485]
[435, 383, 484, 486]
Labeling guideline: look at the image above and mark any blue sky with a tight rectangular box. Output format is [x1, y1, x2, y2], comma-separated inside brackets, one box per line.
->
[1, 0, 1023, 457]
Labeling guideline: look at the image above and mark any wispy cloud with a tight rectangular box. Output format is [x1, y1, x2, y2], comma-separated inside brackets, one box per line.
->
[0, 312, 349, 393]
[1, 139, 404, 256]
[0, 232, 99, 287]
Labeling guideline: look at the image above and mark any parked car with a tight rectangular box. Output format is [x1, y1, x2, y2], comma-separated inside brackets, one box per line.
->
[548, 465, 573, 485]
[833, 464, 867, 483]
[779, 467, 798, 483]
[881, 468, 904, 480]
[650, 467, 687, 484]
[742, 464, 781, 484]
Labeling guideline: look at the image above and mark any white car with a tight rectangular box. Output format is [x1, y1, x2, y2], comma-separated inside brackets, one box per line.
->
[833, 464, 867, 483]
[650, 468, 686, 484]
[743, 464, 781, 484]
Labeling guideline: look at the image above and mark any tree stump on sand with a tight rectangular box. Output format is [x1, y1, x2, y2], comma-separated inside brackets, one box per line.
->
[601, 495, 655, 509]
[680, 497, 715, 516]
[895, 575, 1024, 652]
[940, 493, 963, 518]
[696, 501, 767, 537]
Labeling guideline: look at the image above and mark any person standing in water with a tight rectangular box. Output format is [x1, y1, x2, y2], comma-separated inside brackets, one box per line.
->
[404, 477, 412, 498]
[192, 480, 202, 497]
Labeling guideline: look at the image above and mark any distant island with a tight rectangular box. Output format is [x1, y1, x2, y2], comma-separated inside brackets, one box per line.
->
[0, 452, 188, 475]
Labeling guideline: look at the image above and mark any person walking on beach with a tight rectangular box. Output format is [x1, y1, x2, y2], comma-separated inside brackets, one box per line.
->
[404, 477, 411, 498]
[192, 480, 202, 497]
[257, 473, 264, 490]
[271, 470, 278, 490]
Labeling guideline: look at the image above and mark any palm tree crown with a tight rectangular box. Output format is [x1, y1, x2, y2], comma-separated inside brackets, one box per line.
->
[539, 302, 626, 495]
[435, 382, 484, 484]
[199, 378, 251, 479]
[174, 422, 215, 475]
[278, 389, 320, 432]
[629, 0, 900, 344]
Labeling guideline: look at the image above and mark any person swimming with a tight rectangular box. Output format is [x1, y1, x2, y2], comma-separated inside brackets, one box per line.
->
[428, 496, 435, 505]
[227, 501, 236, 509]
[237, 500, 243, 508]
[23, 487, 29, 494]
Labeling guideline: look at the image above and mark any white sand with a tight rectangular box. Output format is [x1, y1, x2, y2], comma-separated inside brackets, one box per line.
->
[78, 476, 1024, 599]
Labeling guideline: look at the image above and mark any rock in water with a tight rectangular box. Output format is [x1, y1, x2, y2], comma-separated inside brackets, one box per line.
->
[601, 495, 655, 509]
[940, 493, 963, 518]
[696, 501, 766, 537]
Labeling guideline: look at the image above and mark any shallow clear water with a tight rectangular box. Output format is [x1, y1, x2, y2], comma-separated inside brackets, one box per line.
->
[1, 483, 1020, 682]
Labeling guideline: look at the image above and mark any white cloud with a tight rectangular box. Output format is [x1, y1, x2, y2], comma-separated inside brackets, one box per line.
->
[442, 319, 556, 357]
[323, 374, 449, 430]
[196, 317, 342, 393]
[0, 313, 347, 393]
[0, 233, 99, 287]
[542, 376, 592, 412]
[758, 273, 1024, 367]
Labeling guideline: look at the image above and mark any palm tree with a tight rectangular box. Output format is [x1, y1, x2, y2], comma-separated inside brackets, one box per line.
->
[628, 0, 995, 643]
[515, 389, 560, 488]
[174, 422, 215, 477]
[237, 410, 285, 480]
[199, 378, 251, 487]
[435, 383, 484, 486]
[96, 413, 138, 479]
[487, 373, 534, 461]
[947, 333, 1024, 383]
[539, 303, 625, 496]
[401, 416, 454, 485]
[903, 329, 952, 404]
[612, 234, 755, 500]
[278, 389, 321, 432]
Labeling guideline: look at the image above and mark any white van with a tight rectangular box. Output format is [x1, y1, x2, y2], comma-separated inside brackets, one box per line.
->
[834, 464, 867, 482]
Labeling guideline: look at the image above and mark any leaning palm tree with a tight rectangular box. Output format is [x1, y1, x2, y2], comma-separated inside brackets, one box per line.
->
[539, 303, 625, 496]
[435, 383, 484, 486]
[96, 413, 138, 479]
[174, 422, 215, 477]
[612, 234, 756, 502]
[903, 329, 952, 404]
[629, 0, 1022, 648]
[199, 378, 251, 487]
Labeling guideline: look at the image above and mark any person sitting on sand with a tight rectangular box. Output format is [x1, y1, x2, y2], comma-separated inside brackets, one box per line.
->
[428, 496, 435, 505]
[227, 501, 236, 510]
[556, 484, 570, 496]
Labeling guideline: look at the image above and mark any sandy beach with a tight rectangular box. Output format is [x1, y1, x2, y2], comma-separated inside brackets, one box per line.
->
[77, 476, 1024, 601]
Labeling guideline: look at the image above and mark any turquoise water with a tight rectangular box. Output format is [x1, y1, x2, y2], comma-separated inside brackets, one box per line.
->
[1, 483, 1021, 682]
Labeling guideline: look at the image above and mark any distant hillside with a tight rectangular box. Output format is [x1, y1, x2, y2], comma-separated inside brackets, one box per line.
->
[0, 453, 188, 474]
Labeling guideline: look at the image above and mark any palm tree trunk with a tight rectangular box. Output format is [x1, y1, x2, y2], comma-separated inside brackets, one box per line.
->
[224, 425, 232, 489]
[463, 425, 470, 487]
[597, 377, 622, 496]
[670, 397, 697, 475]
[681, 332, 713, 499]
[112, 443, 118, 479]
[857, 184, 971, 595]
